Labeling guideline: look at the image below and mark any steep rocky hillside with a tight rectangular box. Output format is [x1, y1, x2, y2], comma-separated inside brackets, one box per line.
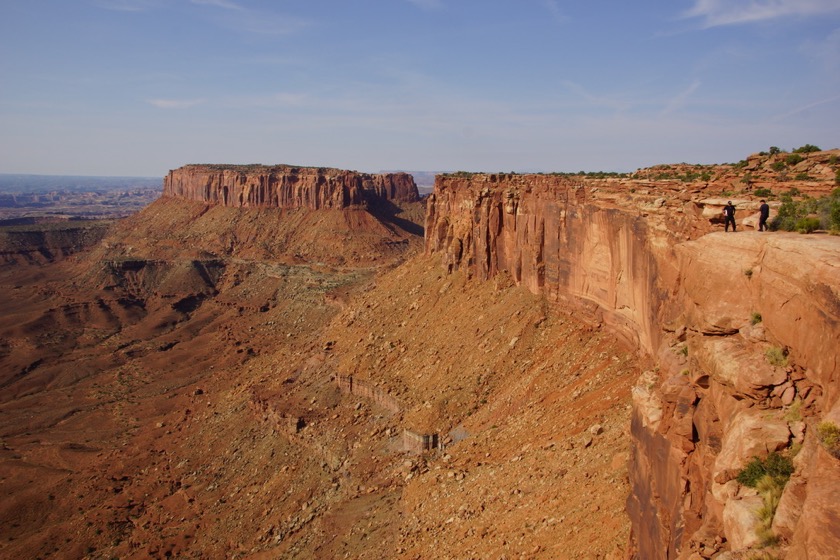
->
[1, 154, 838, 560]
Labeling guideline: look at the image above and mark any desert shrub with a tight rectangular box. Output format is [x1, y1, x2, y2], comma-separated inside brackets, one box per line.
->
[744, 268, 754, 278]
[734, 160, 749, 169]
[769, 146, 781, 155]
[793, 144, 820, 153]
[794, 172, 813, 181]
[795, 216, 821, 233]
[753, 187, 772, 197]
[770, 189, 840, 232]
[817, 421, 840, 459]
[786, 187, 801, 197]
[770, 161, 786, 172]
[750, 312, 762, 325]
[836, 169, 840, 186]
[765, 347, 788, 367]
[829, 154, 838, 165]
[785, 154, 804, 166]
[736, 452, 794, 488]
[755, 474, 784, 546]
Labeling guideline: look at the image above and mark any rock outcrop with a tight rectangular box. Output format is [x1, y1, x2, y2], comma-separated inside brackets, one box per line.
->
[425, 172, 840, 559]
[163, 164, 419, 209]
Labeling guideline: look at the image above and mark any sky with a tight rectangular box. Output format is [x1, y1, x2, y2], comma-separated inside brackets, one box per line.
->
[0, 0, 839, 177]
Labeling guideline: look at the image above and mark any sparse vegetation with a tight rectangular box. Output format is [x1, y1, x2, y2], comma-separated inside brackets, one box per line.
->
[785, 154, 804, 166]
[744, 268, 754, 279]
[769, 146, 781, 155]
[750, 312, 762, 325]
[792, 144, 821, 153]
[736, 452, 794, 547]
[755, 474, 783, 546]
[770, 188, 840, 233]
[753, 188, 772, 198]
[795, 216, 821, 233]
[784, 399, 802, 422]
[765, 346, 788, 367]
[736, 452, 794, 488]
[817, 421, 840, 459]
[794, 172, 813, 181]
[770, 161, 786, 172]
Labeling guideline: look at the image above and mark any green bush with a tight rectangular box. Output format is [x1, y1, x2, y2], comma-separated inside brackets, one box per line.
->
[770, 161, 786, 172]
[817, 421, 840, 459]
[754, 187, 773, 197]
[770, 189, 840, 232]
[796, 217, 821, 233]
[750, 312, 762, 325]
[793, 144, 821, 153]
[736, 452, 794, 488]
[785, 154, 804, 166]
[769, 146, 781, 155]
[794, 172, 813, 181]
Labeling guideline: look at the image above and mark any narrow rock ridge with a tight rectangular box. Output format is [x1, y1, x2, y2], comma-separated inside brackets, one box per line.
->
[425, 172, 840, 559]
[163, 164, 419, 209]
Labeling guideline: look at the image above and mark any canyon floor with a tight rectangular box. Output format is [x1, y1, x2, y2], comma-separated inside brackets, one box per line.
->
[0, 196, 637, 560]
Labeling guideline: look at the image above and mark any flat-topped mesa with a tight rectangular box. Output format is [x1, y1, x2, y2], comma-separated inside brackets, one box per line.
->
[163, 164, 419, 209]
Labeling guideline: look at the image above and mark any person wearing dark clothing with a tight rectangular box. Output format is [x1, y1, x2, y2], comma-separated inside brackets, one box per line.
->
[759, 199, 770, 231]
[723, 201, 737, 232]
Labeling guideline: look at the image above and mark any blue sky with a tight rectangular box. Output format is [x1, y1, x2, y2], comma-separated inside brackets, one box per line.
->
[1, 0, 838, 177]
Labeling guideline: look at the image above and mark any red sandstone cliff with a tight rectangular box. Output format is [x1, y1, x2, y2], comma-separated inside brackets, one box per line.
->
[425, 173, 840, 559]
[163, 164, 419, 209]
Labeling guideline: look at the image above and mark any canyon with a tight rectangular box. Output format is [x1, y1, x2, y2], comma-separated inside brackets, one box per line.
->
[0, 153, 838, 559]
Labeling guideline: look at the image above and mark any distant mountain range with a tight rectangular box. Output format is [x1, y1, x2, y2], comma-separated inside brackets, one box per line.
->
[0, 174, 161, 193]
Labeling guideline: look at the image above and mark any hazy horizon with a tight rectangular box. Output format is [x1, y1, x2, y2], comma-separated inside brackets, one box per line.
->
[2, 1, 839, 177]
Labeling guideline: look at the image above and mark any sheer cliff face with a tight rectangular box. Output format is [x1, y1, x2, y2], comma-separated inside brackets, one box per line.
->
[163, 165, 419, 209]
[425, 174, 676, 353]
[425, 173, 840, 559]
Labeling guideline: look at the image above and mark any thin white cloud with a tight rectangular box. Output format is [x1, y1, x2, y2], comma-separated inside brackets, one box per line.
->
[147, 98, 205, 109]
[775, 94, 840, 120]
[561, 81, 633, 112]
[541, 0, 567, 24]
[190, 0, 242, 10]
[683, 0, 840, 28]
[660, 80, 701, 116]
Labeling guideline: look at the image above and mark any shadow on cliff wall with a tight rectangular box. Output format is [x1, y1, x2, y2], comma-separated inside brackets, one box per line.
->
[366, 198, 425, 238]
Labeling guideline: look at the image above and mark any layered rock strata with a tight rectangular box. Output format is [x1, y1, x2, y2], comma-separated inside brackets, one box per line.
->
[425, 173, 840, 559]
[163, 164, 419, 209]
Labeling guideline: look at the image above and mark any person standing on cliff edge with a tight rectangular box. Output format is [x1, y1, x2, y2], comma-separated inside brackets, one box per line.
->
[723, 201, 737, 232]
[759, 199, 770, 231]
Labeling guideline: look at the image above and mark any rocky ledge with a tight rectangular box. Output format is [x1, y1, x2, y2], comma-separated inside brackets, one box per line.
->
[163, 164, 419, 210]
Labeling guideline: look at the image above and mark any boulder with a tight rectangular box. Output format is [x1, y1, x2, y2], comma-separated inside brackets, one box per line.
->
[722, 494, 762, 551]
[712, 408, 790, 481]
